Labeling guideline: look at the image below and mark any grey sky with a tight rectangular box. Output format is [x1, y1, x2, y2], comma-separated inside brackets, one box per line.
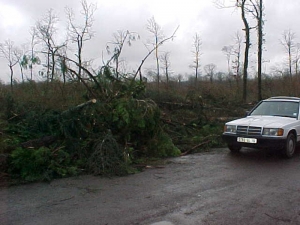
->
[0, 0, 299, 82]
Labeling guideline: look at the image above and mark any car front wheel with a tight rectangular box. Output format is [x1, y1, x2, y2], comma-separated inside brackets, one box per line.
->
[282, 133, 296, 158]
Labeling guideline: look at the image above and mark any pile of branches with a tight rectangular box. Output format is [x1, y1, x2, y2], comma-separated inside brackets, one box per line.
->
[88, 130, 130, 176]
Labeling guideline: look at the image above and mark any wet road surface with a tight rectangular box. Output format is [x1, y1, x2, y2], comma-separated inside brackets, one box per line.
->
[1, 148, 300, 225]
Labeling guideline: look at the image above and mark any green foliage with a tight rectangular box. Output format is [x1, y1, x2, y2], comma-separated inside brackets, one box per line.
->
[192, 123, 224, 149]
[2, 93, 15, 120]
[9, 147, 77, 182]
[1, 77, 250, 182]
[0, 135, 20, 154]
[55, 91, 177, 175]
[4, 109, 61, 145]
[95, 66, 146, 100]
[146, 131, 181, 158]
[198, 124, 222, 137]
[20, 54, 41, 70]
[61, 111, 91, 139]
[110, 98, 161, 152]
[4, 63, 300, 184]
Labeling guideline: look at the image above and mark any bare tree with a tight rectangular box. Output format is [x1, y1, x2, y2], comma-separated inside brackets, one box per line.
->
[216, 71, 226, 82]
[238, 0, 252, 102]
[160, 52, 171, 84]
[232, 32, 242, 85]
[270, 63, 289, 77]
[134, 26, 179, 81]
[106, 30, 139, 79]
[56, 45, 70, 84]
[0, 40, 19, 90]
[294, 43, 300, 75]
[222, 45, 234, 75]
[147, 16, 164, 89]
[281, 29, 296, 77]
[215, 0, 252, 102]
[15, 28, 41, 82]
[190, 33, 202, 82]
[36, 9, 66, 81]
[177, 74, 183, 84]
[28, 27, 41, 80]
[250, 0, 264, 101]
[13, 46, 25, 82]
[66, 0, 96, 80]
[204, 63, 217, 83]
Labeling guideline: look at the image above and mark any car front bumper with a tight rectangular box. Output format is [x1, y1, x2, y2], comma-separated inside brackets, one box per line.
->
[222, 133, 286, 149]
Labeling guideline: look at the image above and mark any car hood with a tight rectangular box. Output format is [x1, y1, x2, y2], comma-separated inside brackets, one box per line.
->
[226, 116, 296, 128]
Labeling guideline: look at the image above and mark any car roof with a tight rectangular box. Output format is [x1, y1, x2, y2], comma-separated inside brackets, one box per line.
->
[265, 96, 300, 102]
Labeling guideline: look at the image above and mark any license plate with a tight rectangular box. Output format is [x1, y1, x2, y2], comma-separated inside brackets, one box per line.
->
[237, 137, 257, 143]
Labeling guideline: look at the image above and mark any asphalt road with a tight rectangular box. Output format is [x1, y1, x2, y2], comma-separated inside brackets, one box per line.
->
[1, 148, 300, 225]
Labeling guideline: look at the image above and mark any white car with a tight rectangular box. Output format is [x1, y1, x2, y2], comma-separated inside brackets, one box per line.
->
[222, 96, 300, 158]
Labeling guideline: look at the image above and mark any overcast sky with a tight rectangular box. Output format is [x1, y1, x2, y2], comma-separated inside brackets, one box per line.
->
[0, 0, 300, 82]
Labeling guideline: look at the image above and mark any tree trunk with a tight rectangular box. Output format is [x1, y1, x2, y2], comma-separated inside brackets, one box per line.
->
[30, 48, 34, 80]
[156, 56, 160, 88]
[195, 61, 199, 82]
[47, 51, 50, 81]
[241, 0, 250, 102]
[155, 37, 160, 90]
[257, 0, 263, 101]
[78, 38, 83, 81]
[51, 51, 55, 81]
[165, 67, 169, 84]
[9, 65, 14, 92]
[289, 48, 292, 76]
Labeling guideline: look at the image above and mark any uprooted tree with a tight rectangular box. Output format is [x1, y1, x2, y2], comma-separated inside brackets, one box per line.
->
[3, 26, 182, 182]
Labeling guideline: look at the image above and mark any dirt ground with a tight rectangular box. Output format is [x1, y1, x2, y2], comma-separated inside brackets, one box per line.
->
[1, 148, 300, 225]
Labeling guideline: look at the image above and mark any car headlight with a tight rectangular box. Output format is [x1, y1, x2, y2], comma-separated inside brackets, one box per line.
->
[262, 128, 284, 136]
[224, 125, 237, 133]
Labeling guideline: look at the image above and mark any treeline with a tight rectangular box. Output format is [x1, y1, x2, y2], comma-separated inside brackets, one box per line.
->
[1, 0, 299, 105]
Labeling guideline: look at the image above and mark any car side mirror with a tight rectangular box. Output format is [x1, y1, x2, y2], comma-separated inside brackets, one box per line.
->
[245, 111, 250, 117]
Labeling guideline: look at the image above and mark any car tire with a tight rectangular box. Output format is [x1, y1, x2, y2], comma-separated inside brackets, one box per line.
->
[228, 144, 241, 153]
[282, 133, 296, 158]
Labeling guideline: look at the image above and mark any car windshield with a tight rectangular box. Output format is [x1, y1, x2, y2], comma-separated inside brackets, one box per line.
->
[250, 101, 299, 118]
